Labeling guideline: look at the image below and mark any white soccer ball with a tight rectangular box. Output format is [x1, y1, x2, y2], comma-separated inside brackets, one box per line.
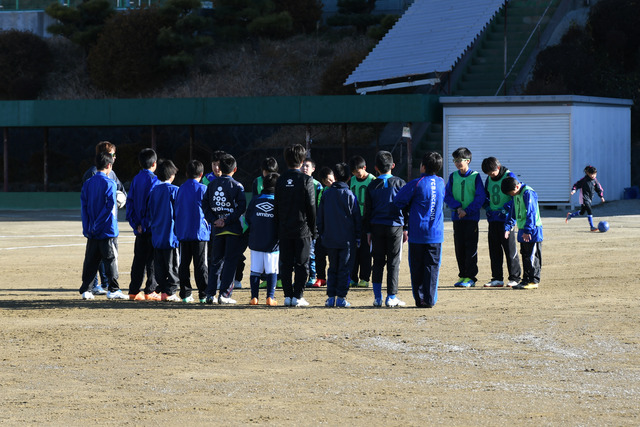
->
[116, 191, 126, 209]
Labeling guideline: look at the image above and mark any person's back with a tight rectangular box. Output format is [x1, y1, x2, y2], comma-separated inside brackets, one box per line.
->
[126, 149, 159, 236]
[317, 163, 361, 308]
[274, 144, 316, 307]
[149, 165, 179, 250]
[363, 151, 407, 308]
[175, 176, 210, 243]
[393, 152, 445, 308]
[175, 160, 210, 303]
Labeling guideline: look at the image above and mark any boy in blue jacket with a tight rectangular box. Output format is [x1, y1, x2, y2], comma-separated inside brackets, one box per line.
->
[317, 163, 361, 308]
[444, 147, 485, 288]
[481, 157, 521, 288]
[501, 177, 543, 290]
[148, 160, 181, 302]
[175, 160, 211, 303]
[79, 152, 127, 300]
[203, 154, 246, 304]
[363, 151, 408, 307]
[246, 172, 280, 306]
[126, 148, 160, 301]
[393, 152, 445, 308]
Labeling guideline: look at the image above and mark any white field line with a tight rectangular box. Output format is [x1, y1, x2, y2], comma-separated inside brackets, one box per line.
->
[0, 235, 135, 251]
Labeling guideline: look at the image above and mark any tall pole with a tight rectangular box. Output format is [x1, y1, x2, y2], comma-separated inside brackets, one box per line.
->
[503, 1, 508, 96]
[3, 128, 8, 192]
[43, 128, 49, 192]
[406, 123, 412, 182]
[305, 125, 311, 156]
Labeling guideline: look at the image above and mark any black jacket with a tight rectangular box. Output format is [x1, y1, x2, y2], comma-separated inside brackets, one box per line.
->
[274, 168, 316, 239]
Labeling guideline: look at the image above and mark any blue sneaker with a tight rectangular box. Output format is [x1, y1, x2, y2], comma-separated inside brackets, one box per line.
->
[336, 297, 351, 308]
[325, 297, 335, 307]
[349, 280, 357, 288]
[458, 278, 475, 288]
[454, 278, 466, 287]
[373, 297, 383, 307]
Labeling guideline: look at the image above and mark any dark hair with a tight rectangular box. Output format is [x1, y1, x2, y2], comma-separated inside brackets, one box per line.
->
[452, 147, 472, 161]
[157, 159, 178, 181]
[304, 158, 316, 168]
[138, 148, 157, 169]
[375, 151, 393, 174]
[95, 141, 115, 155]
[219, 154, 237, 175]
[95, 151, 114, 170]
[211, 150, 226, 164]
[584, 165, 597, 175]
[262, 172, 279, 192]
[422, 152, 443, 175]
[186, 160, 204, 179]
[283, 144, 307, 168]
[318, 166, 334, 182]
[333, 163, 351, 182]
[261, 156, 278, 173]
[501, 176, 519, 194]
[349, 155, 366, 171]
[481, 157, 501, 174]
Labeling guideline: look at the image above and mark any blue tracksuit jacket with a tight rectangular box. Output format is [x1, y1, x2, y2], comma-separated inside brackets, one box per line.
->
[126, 169, 158, 235]
[81, 171, 118, 239]
[317, 181, 361, 249]
[148, 181, 179, 249]
[363, 173, 407, 232]
[175, 179, 211, 242]
[393, 173, 445, 244]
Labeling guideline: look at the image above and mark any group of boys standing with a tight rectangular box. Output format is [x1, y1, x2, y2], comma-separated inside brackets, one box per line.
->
[79, 141, 543, 308]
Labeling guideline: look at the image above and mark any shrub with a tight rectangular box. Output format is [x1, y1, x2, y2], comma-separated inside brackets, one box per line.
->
[367, 14, 399, 41]
[87, 8, 165, 95]
[275, 0, 323, 33]
[45, 0, 115, 52]
[319, 47, 371, 95]
[0, 30, 52, 100]
[248, 11, 294, 38]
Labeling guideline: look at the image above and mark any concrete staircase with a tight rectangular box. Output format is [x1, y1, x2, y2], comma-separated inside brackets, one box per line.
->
[452, 0, 560, 96]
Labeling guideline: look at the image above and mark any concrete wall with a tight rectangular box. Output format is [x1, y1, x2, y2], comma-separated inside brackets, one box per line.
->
[0, 11, 57, 37]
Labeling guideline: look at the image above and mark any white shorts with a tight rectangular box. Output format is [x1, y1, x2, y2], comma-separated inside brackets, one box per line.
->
[250, 250, 279, 275]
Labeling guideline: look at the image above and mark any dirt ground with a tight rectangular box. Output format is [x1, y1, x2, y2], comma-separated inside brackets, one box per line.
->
[1, 200, 639, 426]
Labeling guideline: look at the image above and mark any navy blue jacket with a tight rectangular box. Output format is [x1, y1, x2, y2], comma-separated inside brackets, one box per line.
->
[81, 171, 118, 239]
[175, 179, 211, 242]
[148, 181, 179, 249]
[363, 173, 407, 232]
[393, 174, 445, 244]
[202, 175, 246, 236]
[317, 181, 361, 249]
[126, 169, 158, 235]
[246, 192, 279, 252]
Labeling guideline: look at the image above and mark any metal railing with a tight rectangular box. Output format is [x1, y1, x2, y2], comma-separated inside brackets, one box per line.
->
[0, 0, 161, 11]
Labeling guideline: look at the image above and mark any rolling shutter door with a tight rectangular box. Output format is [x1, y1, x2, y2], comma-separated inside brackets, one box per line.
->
[445, 114, 570, 203]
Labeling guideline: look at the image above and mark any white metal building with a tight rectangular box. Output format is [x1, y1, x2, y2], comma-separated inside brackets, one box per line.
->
[441, 95, 633, 208]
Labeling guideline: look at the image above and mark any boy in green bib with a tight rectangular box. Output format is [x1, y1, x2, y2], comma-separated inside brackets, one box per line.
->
[481, 157, 521, 287]
[501, 177, 543, 290]
[444, 147, 485, 288]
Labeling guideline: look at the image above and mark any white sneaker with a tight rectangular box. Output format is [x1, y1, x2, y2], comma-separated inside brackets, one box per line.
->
[506, 281, 519, 287]
[385, 296, 406, 307]
[81, 291, 95, 300]
[484, 280, 504, 287]
[165, 294, 181, 302]
[233, 280, 243, 289]
[218, 295, 237, 304]
[284, 297, 292, 307]
[293, 297, 309, 307]
[106, 290, 128, 300]
[183, 295, 195, 303]
[91, 285, 107, 295]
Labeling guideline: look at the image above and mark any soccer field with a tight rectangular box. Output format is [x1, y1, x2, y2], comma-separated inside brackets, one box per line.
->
[1, 200, 639, 425]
